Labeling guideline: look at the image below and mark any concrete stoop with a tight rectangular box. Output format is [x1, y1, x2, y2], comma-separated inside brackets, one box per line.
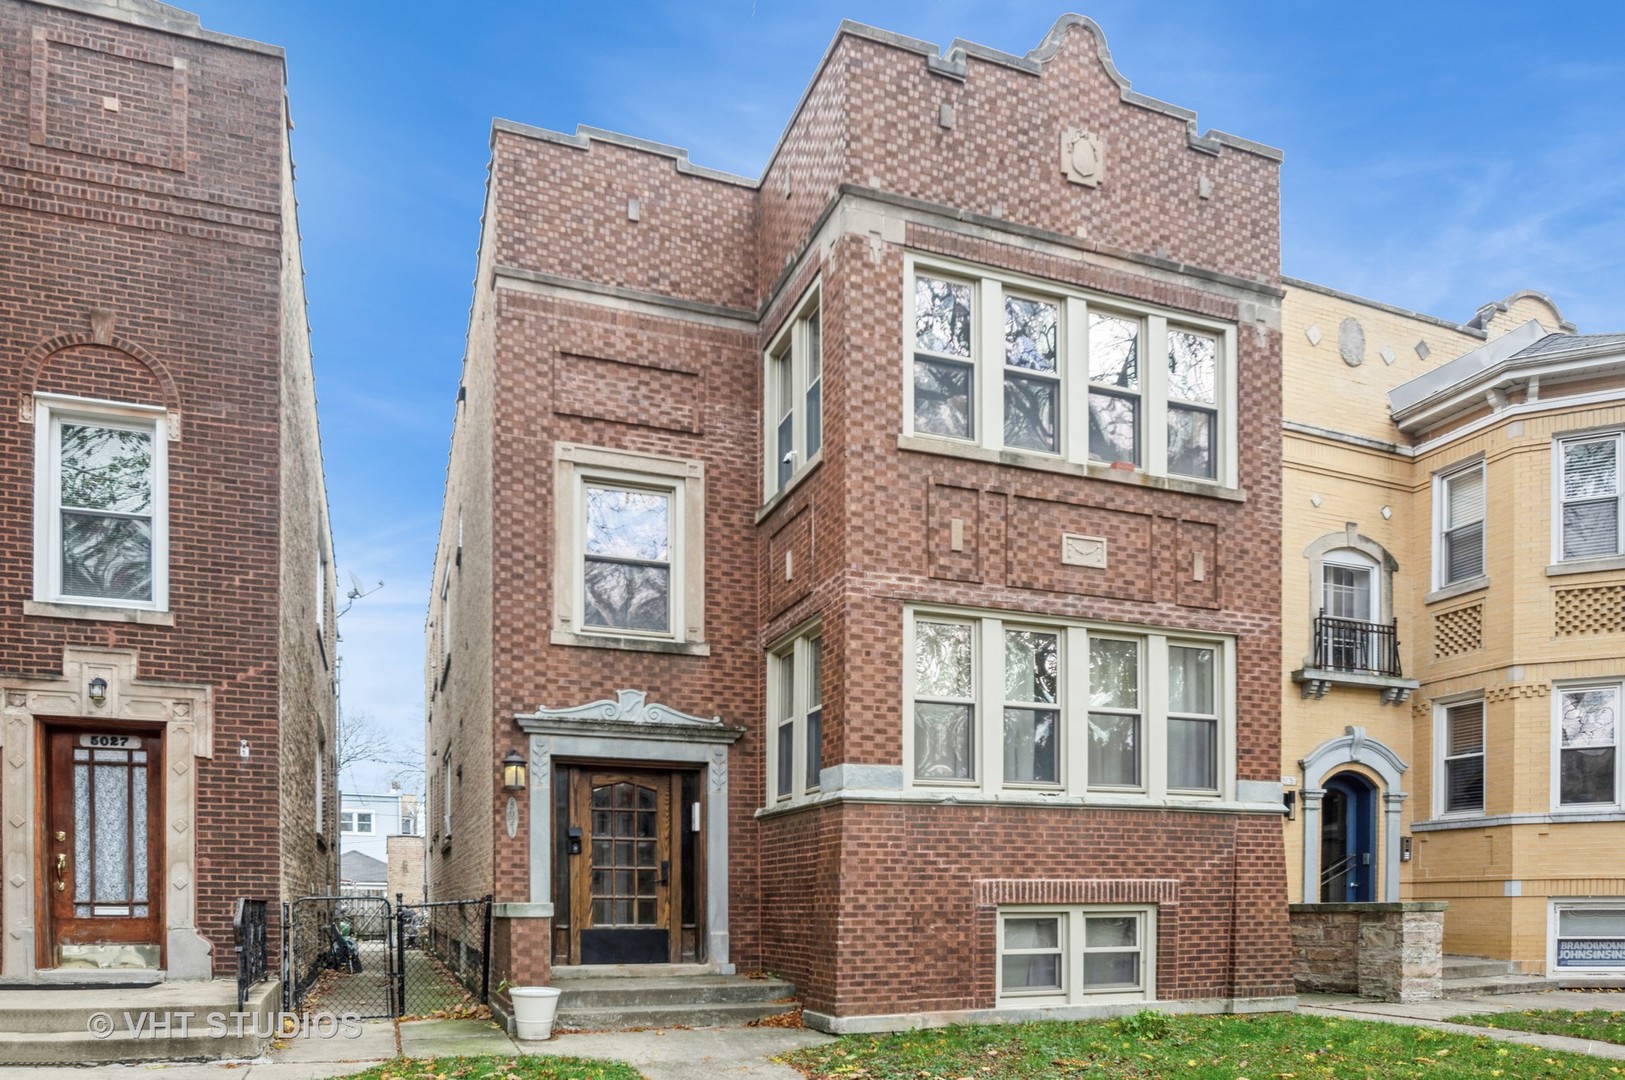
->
[0, 978, 280, 1064]
[1440, 955, 1625, 999]
[552, 973, 798, 1031]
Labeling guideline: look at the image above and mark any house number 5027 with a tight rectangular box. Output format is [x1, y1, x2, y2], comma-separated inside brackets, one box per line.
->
[79, 734, 136, 748]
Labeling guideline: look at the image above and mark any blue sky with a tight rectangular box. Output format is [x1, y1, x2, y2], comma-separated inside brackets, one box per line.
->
[175, 1, 1625, 792]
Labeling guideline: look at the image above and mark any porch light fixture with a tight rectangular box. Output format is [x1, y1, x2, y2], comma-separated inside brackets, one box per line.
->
[501, 748, 527, 791]
[88, 677, 108, 706]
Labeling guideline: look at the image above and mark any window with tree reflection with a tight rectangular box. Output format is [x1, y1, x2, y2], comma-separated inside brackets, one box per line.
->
[582, 485, 671, 634]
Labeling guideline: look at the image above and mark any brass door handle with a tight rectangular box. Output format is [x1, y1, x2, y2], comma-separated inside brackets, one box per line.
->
[54, 853, 66, 892]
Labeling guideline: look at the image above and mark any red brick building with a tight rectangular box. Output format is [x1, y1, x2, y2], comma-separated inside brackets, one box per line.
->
[429, 15, 1293, 1029]
[0, 0, 335, 988]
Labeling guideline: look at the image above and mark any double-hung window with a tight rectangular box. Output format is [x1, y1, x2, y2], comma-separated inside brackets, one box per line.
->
[34, 396, 168, 610]
[554, 444, 705, 649]
[997, 906, 1155, 1006]
[765, 289, 822, 497]
[1436, 463, 1485, 586]
[904, 260, 1237, 487]
[340, 811, 374, 834]
[1438, 699, 1485, 815]
[768, 631, 823, 802]
[1556, 683, 1621, 809]
[1558, 434, 1624, 561]
[907, 610, 1231, 800]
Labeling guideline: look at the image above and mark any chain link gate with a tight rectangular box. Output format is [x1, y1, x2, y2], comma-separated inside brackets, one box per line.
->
[283, 895, 396, 1019]
[393, 894, 492, 1018]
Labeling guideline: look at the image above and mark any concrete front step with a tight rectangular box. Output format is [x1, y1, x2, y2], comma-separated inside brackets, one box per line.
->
[1442, 974, 1556, 999]
[552, 973, 797, 1031]
[1442, 955, 1515, 981]
[0, 978, 279, 1064]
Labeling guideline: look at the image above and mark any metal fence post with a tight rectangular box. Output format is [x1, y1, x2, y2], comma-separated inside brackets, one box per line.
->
[280, 901, 291, 1013]
[481, 893, 493, 1003]
[395, 892, 407, 1017]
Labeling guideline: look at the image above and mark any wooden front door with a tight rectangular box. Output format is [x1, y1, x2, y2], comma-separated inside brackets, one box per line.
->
[42, 726, 163, 968]
[568, 768, 681, 964]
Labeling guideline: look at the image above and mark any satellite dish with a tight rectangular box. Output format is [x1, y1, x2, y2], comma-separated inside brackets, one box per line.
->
[348, 571, 365, 598]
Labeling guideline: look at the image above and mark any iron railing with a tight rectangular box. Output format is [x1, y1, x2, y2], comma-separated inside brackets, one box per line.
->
[1312, 612, 1402, 678]
[233, 898, 270, 1013]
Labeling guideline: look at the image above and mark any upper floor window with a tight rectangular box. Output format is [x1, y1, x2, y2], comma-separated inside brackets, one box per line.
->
[1556, 683, 1621, 810]
[767, 630, 823, 802]
[33, 395, 168, 610]
[340, 810, 374, 834]
[1435, 462, 1485, 587]
[1558, 433, 1623, 561]
[765, 288, 822, 498]
[1438, 699, 1485, 815]
[553, 444, 706, 651]
[904, 260, 1237, 488]
[906, 609, 1232, 801]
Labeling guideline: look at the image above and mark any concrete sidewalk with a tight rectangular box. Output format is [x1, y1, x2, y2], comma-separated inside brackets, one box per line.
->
[517, 1026, 834, 1080]
[1300, 989, 1625, 1061]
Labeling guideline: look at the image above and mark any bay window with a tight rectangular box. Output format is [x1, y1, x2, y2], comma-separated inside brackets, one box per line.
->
[1558, 433, 1623, 561]
[1435, 462, 1485, 587]
[1556, 683, 1621, 810]
[768, 630, 825, 802]
[906, 609, 1233, 801]
[902, 258, 1238, 489]
[764, 287, 823, 497]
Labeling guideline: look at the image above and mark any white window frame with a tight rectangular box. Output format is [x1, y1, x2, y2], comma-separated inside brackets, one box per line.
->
[763, 284, 823, 500]
[766, 626, 824, 804]
[901, 255, 1239, 489]
[438, 574, 452, 666]
[1433, 459, 1486, 589]
[996, 905, 1156, 1007]
[315, 749, 326, 835]
[552, 444, 705, 650]
[441, 754, 453, 840]
[340, 810, 374, 834]
[1552, 681, 1623, 812]
[1434, 696, 1485, 817]
[33, 393, 170, 611]
[1549, 900, 1625, 975]
[902, 606, 1235, 802]
[1553, 431, 1625, 563]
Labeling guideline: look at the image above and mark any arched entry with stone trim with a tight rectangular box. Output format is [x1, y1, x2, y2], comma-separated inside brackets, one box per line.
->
[1299, 726, 1407, 903]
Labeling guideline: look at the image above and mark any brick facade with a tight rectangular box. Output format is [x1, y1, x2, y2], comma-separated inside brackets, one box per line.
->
[0, 0, 335, 978]
[431, 14, 1293, 1026]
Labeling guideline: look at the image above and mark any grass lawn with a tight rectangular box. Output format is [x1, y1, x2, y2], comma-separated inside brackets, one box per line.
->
[780, 1011, 1625, 1078]
[1449, 1008, 1625, 1046]
[340, 1056, 643, 1080]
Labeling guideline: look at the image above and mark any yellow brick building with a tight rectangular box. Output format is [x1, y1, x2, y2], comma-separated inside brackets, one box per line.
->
[1282, 278, 1625, 974]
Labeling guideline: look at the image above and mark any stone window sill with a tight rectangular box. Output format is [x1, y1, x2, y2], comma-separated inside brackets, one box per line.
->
[1424, 576, 1488, 605]
[1548, 555, 1625, 577]
[895, 434, 1246, 502]
[550, 629, 710, 656]
[24, 600, 174, 626]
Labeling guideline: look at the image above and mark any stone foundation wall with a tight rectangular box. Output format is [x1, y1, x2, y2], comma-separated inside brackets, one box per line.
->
[1289, 902, 1445, 1002]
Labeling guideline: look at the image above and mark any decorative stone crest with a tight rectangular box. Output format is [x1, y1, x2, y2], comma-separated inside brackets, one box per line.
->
[1060, 128, 1103, 187]
[1062, 533, 1107, 568]
[525, 689, 721, 728]
[1339, 317, 1366, 367]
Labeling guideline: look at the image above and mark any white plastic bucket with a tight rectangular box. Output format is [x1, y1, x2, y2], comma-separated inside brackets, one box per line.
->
[509, 986, 563, 1040]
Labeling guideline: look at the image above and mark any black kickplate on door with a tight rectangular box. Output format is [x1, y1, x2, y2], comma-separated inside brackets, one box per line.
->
[580, 929, 666, 964]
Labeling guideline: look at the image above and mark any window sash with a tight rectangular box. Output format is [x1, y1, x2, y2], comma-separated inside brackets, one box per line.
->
[997, 907, 1152, 1005]
[43, 409, 165, 608]
[1559, 686, 1620, 807]
[1439, 466, 1485, 584]
[1561, 436, 1623, 560]
[765, 294, 822, 497]
[769, 634, 823, 802]
[1442, 701, 1485, 814]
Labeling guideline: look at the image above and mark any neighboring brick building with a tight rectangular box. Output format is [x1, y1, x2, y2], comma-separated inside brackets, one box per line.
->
[429, 15, 1294, 1029]
[0, 0, 336, 991]
[1281, 279, 1625, 976]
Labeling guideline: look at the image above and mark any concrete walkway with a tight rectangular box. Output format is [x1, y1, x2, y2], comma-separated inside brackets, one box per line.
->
[518, 1026, 834, 1080]
[1301, 989, 1625, 1061]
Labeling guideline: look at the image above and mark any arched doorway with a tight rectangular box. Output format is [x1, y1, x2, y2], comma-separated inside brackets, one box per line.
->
[1320, 771, 1377, 902]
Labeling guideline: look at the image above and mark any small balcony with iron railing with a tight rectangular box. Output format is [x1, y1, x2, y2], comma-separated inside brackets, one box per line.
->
[1292, 611, 1418, 706]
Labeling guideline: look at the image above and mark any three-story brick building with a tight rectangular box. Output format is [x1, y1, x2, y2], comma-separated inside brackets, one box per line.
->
[428, 14, 1295, 1029]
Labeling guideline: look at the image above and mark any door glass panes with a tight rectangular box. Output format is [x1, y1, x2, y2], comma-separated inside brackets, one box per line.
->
[58, 422, 155, 602]
[1443, 701, 1485, 813]
[1088, 638, 1140, 787]
[1560, 687, 1618, 805]
[1003, 296, 1059, 454]
[1001, 916, 1062, 991]
[1562, 438, 1621, 560]
[1087, 313, 1139, 465]
[1166, 331, 1217, 479]
[914, 621, 974, 780]
[1003, 629, 1059, 784]
[71, 744, 146, 918]
[589, 782, 659, 926]
[582, 485, 671, 633]
[1168, 646, 1217, 791]
[1441, 467, 1485, 583]
[914, 276, 974, 439]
